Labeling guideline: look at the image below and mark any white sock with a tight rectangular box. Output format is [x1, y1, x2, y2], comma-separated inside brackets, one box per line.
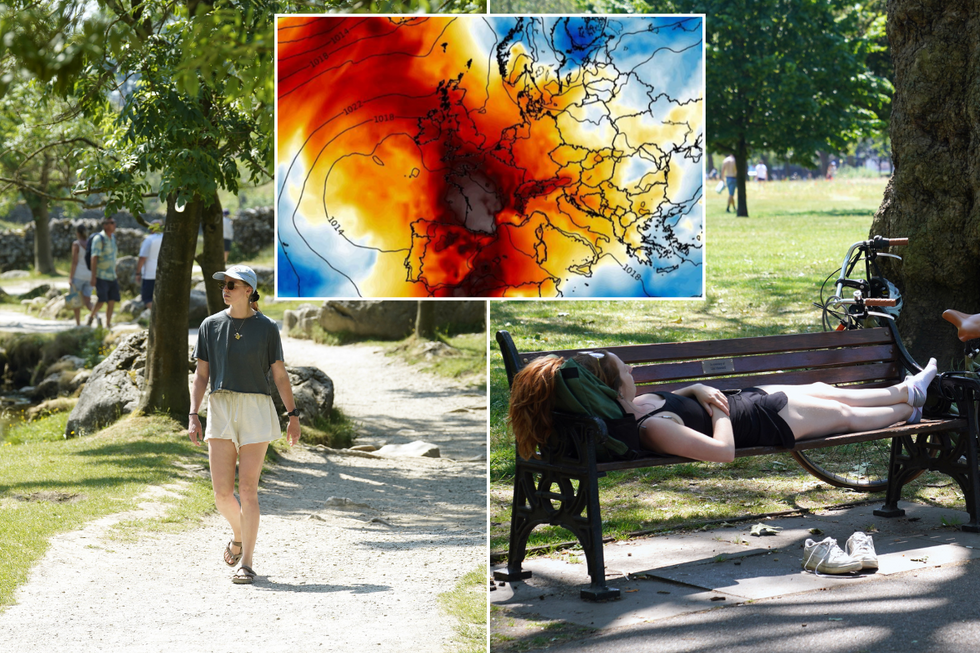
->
[905, 358, 937, 407]
[908, 405, 923, 424]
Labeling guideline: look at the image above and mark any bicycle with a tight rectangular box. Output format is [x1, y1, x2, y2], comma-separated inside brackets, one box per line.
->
[794, 236, 920, 491]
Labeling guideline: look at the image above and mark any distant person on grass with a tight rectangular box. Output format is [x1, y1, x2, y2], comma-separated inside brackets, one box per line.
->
[135, 220, 163, 311]
[188, 264, 301, 585]
[86, 217, 118, 329]
[721, 153, 737, 213]
[755, 160, 767, 183]
[509, 350, 938, 464]
[68, 225, 94, 326]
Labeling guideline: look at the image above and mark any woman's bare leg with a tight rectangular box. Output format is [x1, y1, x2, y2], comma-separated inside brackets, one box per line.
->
[776, 393, 913, 440]
[208, 438, 242, 558]
[760, 382, 906, 407]
[761, 357, 938, 409]
[235, 441, 268, 570]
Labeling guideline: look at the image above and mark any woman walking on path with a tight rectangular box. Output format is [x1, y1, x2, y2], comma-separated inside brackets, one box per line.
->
[68, 225, 94, 326]
[510, 350, 938, 464]
[188, 265, 301, 584]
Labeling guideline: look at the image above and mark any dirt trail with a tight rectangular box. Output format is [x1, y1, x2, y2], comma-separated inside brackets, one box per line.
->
[0, 336, 488, 652]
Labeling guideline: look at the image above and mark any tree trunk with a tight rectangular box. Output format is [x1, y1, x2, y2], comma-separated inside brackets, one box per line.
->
[870, 0, 980, 369]
[818, 150, 830, 178]
[196, 191, 225, 315]
[139, 194, 203, 423]
[735, 135, 749, 217]
[416, 301, 436, 340]
[28, 153, 55, 275]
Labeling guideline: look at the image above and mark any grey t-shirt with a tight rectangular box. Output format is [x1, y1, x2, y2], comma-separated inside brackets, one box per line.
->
[193, 310, 284, 395]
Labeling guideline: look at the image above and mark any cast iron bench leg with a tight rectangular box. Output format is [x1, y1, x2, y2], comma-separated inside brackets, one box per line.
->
[960, 400, 980, 533]
[874, 436, 908, 519]
[494, 466, 534, 582]
[579, 473, 620, 602]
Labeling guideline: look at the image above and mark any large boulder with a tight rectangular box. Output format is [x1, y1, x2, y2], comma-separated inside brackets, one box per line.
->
[316, 300, 486, 339]
[188, 290, 210, 328]
[64, 331, 147, 438]
[282, 304, 321, 337]
[270, 365, 334, 429]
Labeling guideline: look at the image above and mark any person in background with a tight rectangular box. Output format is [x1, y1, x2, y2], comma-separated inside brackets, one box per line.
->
[755, 160, 768, 183]
[87, 216, 119, 329]
[223, 209, 234, 264]
[135, 220, 164, 311]
[68, 225, 94, 326]
[721, 153, 737, 213]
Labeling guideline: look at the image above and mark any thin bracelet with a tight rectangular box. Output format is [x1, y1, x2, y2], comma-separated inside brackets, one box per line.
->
[189, 413, 198, 416]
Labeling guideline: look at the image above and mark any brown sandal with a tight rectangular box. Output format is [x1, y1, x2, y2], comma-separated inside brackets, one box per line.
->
[223, 540, 243, 566]
[232, 565, 256, 584]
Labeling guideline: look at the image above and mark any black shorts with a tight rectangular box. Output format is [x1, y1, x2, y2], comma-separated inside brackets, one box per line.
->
[95, 278, 121, 303]
[140, 279, 156, 304]
[728, 388, 795, 449]
[224, 238, 232, 252]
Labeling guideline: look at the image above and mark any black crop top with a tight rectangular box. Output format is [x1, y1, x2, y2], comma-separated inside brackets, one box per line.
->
[637, 392, 713, 436]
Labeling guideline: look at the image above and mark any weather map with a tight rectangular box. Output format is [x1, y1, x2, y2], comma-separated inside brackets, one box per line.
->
[276, 15, 704, 298]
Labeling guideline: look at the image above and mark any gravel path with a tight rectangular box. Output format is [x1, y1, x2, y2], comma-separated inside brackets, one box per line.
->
[0, 335, 488, 653]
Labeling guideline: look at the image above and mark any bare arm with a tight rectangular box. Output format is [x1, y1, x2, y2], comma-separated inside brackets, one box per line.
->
[188, 360, 209, 446]
[69, 242, 79, 282]
[271, 360, 301, 446]
[638, 411, 735, 463]
[89, 254, 99, 285]
[673, 383, 730, 417]
[136, 256, 146, 277]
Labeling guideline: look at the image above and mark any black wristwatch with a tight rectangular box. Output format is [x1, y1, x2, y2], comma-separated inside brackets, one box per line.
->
[286, 408, 300, 418]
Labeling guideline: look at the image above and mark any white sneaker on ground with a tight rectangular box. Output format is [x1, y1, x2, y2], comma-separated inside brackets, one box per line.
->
[802, 537, 862, 574]
[845, 531, 879, 570]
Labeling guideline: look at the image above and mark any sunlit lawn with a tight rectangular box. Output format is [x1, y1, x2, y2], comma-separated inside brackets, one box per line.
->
[489, 177, 965, 552]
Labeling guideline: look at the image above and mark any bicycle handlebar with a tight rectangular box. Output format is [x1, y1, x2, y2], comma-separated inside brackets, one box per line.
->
[869, 236, 908, 249]
[863, 298, 899, 307]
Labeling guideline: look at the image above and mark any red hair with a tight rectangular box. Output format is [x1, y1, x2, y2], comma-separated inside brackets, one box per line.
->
[508, 350, 622, 460]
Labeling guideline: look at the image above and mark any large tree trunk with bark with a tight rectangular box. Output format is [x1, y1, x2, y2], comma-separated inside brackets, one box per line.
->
[196, 192, 225, 315]
[416, 301, 436, 340]
[871, 0, 980, 369]
[139, 194, 203, 423]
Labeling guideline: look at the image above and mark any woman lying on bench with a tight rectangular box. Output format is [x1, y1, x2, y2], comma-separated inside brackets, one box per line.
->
[509, 351, 938, 464]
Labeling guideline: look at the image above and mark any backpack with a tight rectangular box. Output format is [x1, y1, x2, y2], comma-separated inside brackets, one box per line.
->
[549, 357, 634, 460]
[84, 234, 98, 270]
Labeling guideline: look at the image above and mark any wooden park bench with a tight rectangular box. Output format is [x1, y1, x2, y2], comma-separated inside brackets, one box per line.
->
[493, 324, 980, 600]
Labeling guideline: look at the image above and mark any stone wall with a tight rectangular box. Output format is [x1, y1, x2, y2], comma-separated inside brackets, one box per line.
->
[1, 206, 272, 272]
[232, 207, 274, 257]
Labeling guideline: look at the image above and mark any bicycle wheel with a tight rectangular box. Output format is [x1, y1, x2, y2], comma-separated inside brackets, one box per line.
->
[794, 298, 901, 491]
[791, 443, 892, 492]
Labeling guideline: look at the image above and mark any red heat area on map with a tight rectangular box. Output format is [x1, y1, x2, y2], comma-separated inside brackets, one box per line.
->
[278, 17, 581, 296]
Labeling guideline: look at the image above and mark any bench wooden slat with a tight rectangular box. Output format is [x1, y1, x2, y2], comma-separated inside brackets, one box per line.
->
[637, 361, 903, 393]
[593, 418, 968, 472]
[631, 343, 900, 385]
[518, 327, 896, 367]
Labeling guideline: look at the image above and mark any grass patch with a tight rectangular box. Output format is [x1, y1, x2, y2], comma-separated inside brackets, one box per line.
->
[0, 413, 214, 609]
[388, 332, 487, 387]
[294, 407, 360, 449]
[438, 565, 488, 653]
[489, 178, 968, 552]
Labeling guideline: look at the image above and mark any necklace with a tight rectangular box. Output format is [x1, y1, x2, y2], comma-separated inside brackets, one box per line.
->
[232, 314, 248, 340]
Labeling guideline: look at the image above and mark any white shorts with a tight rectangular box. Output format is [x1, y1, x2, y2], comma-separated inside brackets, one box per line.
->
[205, 390, 280, 450]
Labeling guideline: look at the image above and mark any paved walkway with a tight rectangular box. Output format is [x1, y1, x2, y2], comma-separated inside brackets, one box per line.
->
[492, 501, 980, 653]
